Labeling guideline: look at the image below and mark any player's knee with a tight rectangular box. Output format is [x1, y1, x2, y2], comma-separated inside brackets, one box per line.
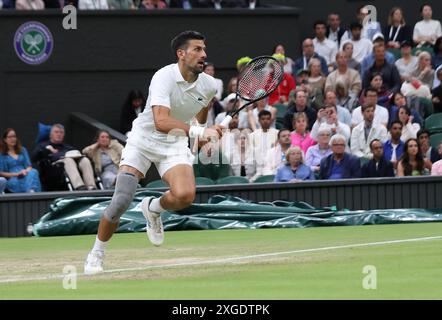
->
[172, 189, 195, 207]
[103, 192, 133, 223]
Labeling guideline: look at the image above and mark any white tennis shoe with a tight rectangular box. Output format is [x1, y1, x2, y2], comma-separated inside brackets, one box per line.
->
[84, 250, 105, 275]
[141, 196, 164, 246]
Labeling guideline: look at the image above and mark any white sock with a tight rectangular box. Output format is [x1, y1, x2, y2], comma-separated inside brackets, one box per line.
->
[92, 236, 108, 253]
[149, 197, 165, 215]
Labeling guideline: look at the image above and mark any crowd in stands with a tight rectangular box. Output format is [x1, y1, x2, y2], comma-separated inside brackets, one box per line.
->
[0, 0, 258, 10]
[2, 3, 442, 194]
[190, 4, 442, 184]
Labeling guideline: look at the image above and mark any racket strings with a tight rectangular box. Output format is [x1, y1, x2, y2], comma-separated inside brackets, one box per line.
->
[237, 58, 284, 101]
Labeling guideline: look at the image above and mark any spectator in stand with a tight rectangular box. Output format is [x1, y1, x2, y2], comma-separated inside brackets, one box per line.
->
[290, 112, 316, 155]
[215, 93, 248, 129]
[383, 120, 404, 170]
[335, 80, 359, 112]
[417, 129, 441, 164]
[249, 110, 278, 181]
[120, 89, 146, 136]
[32, 124, 97, 191]
[361, 33, 396, 77]
[0, 129, 41, 193]
[293, 38, 328, 77]
[273, 44, 295, 74]
[396, 106, 420, 142]
[327, 13, 346, 48]
[431, 142, 442, 175]
[383, 7, 413, 49]
[283, 90, 317, 131]
[82, 130, 124, 189]
[432, 68, 442, 113]
[359, 72, 392, 108]
[362, 43, 401, 93]
[226, 77, 238, 97]
[274, 146, 315, 182]
[15, 0, 44, 9]
[342, 42, 361, 72]
[352, 87, 389, 128]
[319, 134, 361, 179]
[224, 128, 255, 180]
[79, 0, 109, 9]
[410, 51, 435, 89]
[307, 58, 326, 109]
[247, 98, 276, 131]
[260, 129, 292, 176]
[268, 54, 296, 106]
[357, 5, 382, 41]
[313, 20, 338, 72]
[323, 90, 352, 127]
[388, 92, 423, 127]
[305, 124, 333, 174]
[203, 62, 223, 101]
[325, 51, 362, 99]
[433, 37, 442, 69]
[397, 138, 432, 176]
[413, 4, 442, 47]
[310, 104, 351, 142]
[395, 40, 418, 82]
[236, 56, 252, 74]
[361, 139, 394, 177]
[351, 104, 388, 159]
[140, 0, 167, 9]
[340, 22, 373, 64]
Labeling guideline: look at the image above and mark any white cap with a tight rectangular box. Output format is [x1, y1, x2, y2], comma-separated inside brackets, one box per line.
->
[372, 32, 384, 42]
[221, 93, 237, 108]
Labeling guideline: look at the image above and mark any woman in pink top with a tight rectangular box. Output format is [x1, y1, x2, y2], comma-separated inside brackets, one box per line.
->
[290, 112, 317, 154]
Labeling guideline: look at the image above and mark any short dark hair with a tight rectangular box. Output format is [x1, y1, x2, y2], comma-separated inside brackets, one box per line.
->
[278, 128, 291, 139]
[417, 128, 430, 139]
[369, 139, 382, 150]
[258, 110, 272, 119]
[313, 20, 327, 29]
[349, 21, 363, 30]
[364, 86, 378, 97]
[390, 120, 403, 129]
[171, 30, 205, 58]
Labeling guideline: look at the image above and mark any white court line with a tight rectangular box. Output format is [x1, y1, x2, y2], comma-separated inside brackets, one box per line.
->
[1, 235, 441, 284]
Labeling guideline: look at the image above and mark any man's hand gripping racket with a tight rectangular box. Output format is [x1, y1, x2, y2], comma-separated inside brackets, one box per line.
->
[220, 56, 284, 128]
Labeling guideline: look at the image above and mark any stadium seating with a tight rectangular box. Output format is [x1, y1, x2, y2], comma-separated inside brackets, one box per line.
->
[253, 175, 275, 183]
[425, 113, 442, 134]
[145, 179, 168, 188]
[216, 176, 250, 185]
[195, 177, 215, 185]
[430, 133, 442, 149]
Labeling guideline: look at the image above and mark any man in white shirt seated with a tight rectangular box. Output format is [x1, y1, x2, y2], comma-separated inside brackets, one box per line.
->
[351, 104, 388, 159]
[249, 110, 279, 181]
[413, 4, 442, 46]
[310, 104, 351, 142]
[351, 87, 389, 128]
[340, 22, 373, 64]
[313, 20, 338, 72]
[258, 129, 292, 177]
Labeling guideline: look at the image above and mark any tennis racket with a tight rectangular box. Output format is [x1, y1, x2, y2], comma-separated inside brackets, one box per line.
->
[220, 55, 284, 128]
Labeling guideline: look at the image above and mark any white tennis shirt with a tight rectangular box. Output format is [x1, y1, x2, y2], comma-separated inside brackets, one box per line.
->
[128, 63, 217, 149]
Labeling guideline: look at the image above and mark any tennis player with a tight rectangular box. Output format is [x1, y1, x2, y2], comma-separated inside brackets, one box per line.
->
[84, 30, 223, 275]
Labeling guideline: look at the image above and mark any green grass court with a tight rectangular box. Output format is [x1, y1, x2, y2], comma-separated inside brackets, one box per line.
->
[1, 223, 441, 299]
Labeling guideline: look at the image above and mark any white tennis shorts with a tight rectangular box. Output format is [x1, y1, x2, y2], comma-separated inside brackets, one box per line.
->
[120, 139, 195, 177]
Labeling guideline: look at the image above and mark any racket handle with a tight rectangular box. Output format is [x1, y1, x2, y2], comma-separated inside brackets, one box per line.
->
[220, 115, 232, 128]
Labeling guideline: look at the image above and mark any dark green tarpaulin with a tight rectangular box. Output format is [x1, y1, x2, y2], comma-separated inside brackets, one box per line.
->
[33, 190, 442, 237]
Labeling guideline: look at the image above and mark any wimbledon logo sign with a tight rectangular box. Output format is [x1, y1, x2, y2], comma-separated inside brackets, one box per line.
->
[14, 21, 54, 65]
